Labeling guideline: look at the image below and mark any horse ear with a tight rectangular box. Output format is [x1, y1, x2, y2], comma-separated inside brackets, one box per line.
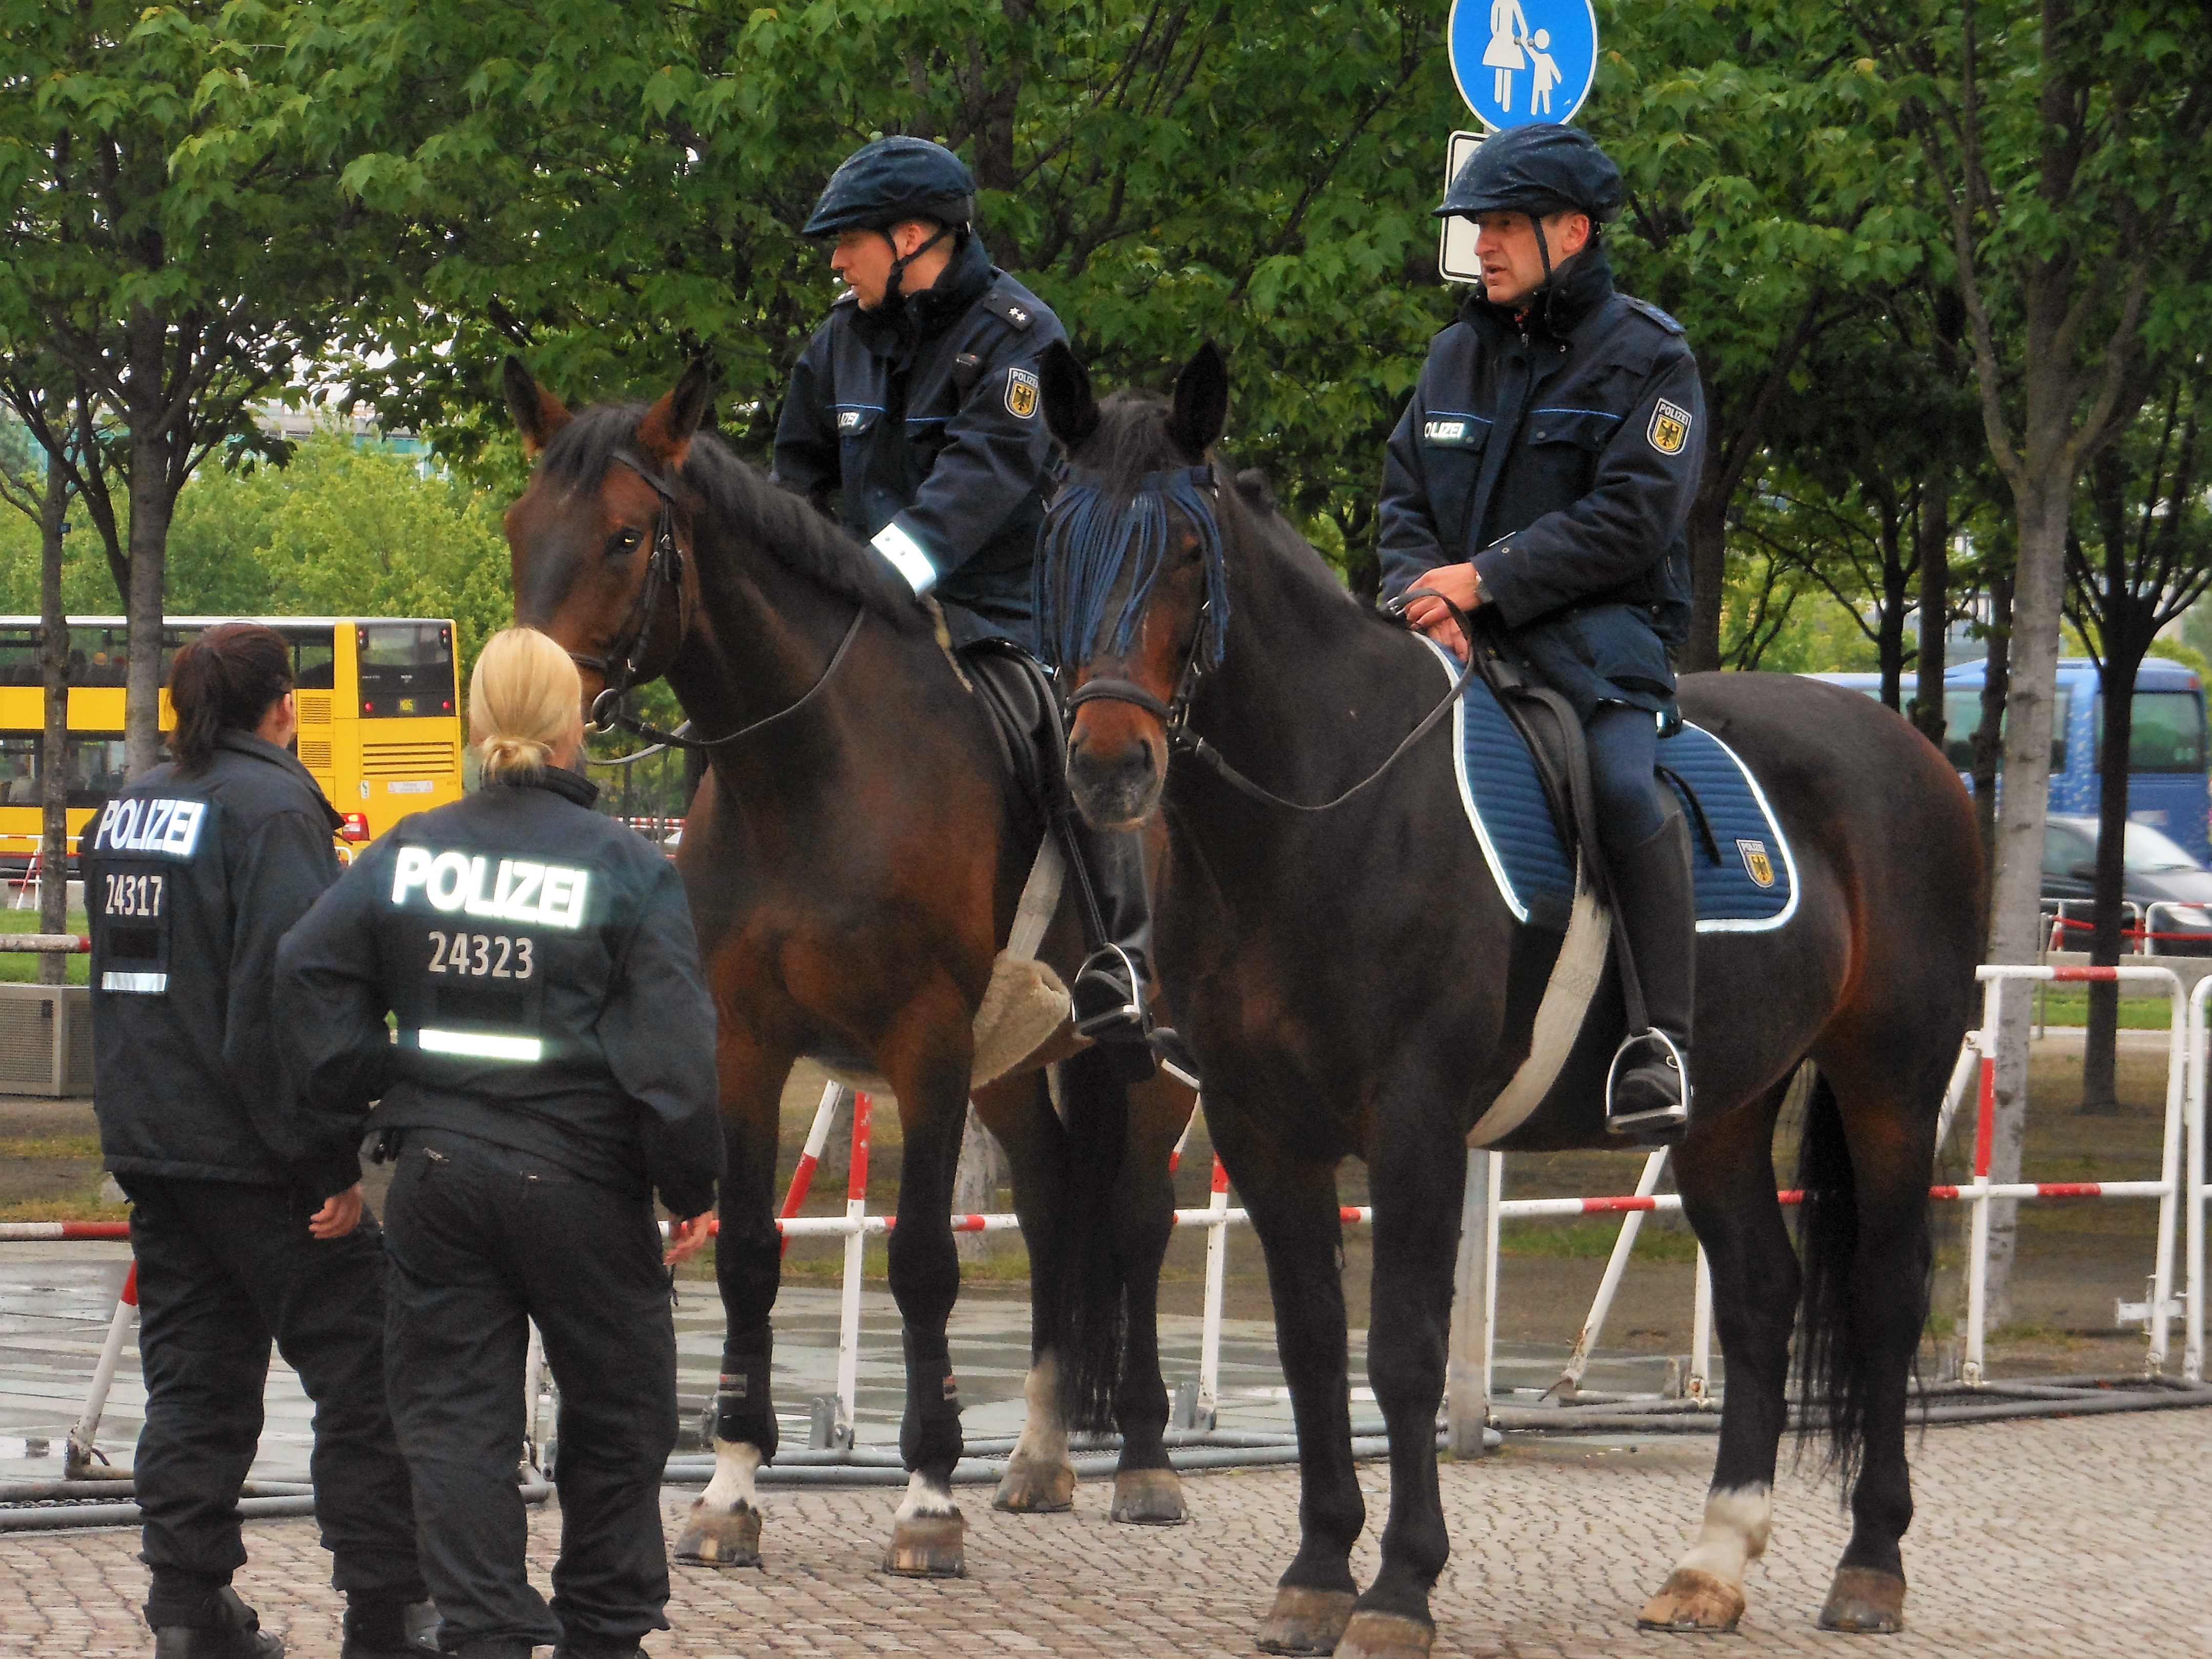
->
[1039, 340, 1100, 457]
[1165, 341, 1228, 460]
[504, 356, 571, 459]
[637, 357, 717, 472]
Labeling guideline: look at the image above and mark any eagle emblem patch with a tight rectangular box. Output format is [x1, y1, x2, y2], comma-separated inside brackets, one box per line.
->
[1648, 399, 1692, 456]
[1735, 837, 1775, 889]
[1005, 366, 1040, 420]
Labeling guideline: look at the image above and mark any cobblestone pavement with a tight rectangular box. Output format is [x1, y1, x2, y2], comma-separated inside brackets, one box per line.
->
[1, 1410, 2204, 1657]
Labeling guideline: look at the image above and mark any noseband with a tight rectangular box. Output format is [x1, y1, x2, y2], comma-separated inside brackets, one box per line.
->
[570, 448, 862, 752]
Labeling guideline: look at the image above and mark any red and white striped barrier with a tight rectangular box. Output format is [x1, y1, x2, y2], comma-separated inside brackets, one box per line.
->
[0, 1221, 127, 1240]
[0, 935, 90, 954]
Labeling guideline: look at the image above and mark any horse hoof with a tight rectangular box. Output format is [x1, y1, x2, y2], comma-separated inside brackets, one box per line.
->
[673, 1497, 762, 1568]
[1334, 1611, 1434, 1659]
[882, 1510, 966, 1578]
[1255, 1586, 1357, 1654]
[1817, 1566, 1906, 1634]
[1636, 1567, 1745, 1632]
[992, 1455, 1076, 1513]
[1109, 1467, 1188, 1525]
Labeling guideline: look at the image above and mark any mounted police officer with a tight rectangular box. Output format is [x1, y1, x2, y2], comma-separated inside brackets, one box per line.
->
[1377, 124, 1706, 1139]
[84, 622, 431, 1659]
[771, 135, 1172, 1074]
[277, 628, 723, 1659]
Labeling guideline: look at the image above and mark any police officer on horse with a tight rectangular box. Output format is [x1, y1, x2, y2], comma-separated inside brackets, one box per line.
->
[771, 134, 1169, 1074]
[1378, 124, 1706, 1137]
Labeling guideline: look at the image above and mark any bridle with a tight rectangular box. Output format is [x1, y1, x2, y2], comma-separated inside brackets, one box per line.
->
[567, 448, 861, 751]
[1057, 461, 1478, 815]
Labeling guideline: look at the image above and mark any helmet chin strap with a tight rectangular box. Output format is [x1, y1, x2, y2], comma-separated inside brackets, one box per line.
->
[880, 221, 954, 309]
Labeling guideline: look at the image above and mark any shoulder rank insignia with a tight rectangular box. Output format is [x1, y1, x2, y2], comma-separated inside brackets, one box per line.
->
[1005, 366, 1040, 419]
[1735, 837, 1774, 889]
[1648, 398, 1693, 457]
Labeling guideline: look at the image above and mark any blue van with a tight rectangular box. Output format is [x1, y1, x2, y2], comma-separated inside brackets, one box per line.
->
[1805, 657, 2211, 863]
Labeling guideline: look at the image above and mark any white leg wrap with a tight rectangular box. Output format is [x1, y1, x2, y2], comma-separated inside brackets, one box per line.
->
[700, 1437, 762, 1511]
[1673, 1483, 1772, 1587]
[895, 1470, 959, 1521]
[1009, 1351, 1069, 1467]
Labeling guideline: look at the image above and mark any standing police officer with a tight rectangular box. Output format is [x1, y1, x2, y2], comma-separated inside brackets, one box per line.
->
[277, 628, 722, 1659]
[1377, 124, 1706, 1139]
[85, 623, 429, 1659]
[770, 134, 1164, 1069]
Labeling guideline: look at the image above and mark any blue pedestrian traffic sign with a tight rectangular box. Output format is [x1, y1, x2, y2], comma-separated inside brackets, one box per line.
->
[1447, 0, 1598, 130]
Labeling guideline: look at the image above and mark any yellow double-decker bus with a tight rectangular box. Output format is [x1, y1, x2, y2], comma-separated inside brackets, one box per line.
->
[0, 616, 464, 871]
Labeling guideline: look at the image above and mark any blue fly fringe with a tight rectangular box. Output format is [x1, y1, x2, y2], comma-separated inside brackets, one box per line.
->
[1036, 467, 1230, 671]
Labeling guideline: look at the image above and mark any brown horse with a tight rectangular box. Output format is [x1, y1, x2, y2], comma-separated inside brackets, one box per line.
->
[500, 358, 1196, 1577]
[1036, 341, 1983, 1654]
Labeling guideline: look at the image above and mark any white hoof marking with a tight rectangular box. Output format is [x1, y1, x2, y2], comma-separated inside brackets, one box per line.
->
[896, 1470, 959, 1522]
[1009, 1350, 1069, 1468]
[700, 1437, 762, 1511]
[1672, 1482, 1772, 1590]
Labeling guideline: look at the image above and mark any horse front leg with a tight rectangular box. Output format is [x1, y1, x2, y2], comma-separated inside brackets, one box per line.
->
[1335, 1090, 1466, 1659]
[1107, 1064, 1194, 1525]
[1639, 1078, 1800, 1633]
[880, 993, 978, 1576]
[1209, 1100, 1365, 1657]
[973, 1068, 1079, 1514]
[674, 1030, 794, 1570]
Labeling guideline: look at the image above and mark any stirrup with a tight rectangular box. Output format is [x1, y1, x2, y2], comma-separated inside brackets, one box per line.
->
[1604, 1028, 1690, 1139]
[1071, 943, 1150, 1043]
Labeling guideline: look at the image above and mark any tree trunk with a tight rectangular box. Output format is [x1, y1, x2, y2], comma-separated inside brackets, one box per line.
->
[1681, 483, 1726, 673]
[1877, 495, 1908, 710]
[953, 1104, 1001, 1263]
[1976, 479, 2075, 1334]
[1911, 475, 1951, 749]
[1970, 571, 2013, 882]
[2081, 648, 2141, 1114]
[123, 375, 172, 780]
[37, 463, 70, 986]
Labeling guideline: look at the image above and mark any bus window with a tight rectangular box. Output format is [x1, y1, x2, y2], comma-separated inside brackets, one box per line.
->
[69, 625, 130, 687]
[1940, 687, 2069, 771]
[0, 628, 38, 687]
[66, 734, 131, 807]
[0, 735, 36, 805]
[292, 629, 337, 689]
[2094, 690, 2207, 774]
[356, 623, 455, 719]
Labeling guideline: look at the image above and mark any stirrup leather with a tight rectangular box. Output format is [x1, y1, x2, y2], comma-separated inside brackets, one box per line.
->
[1604, 1027, 1690, 1135]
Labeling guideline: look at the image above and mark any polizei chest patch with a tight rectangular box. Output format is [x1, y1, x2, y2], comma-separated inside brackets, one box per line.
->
[388, 848, 592, 929]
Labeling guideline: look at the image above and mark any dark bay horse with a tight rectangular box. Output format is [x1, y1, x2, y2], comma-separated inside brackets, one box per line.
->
[1036, 342, 1982, 1655]
[499, 359, 1197, 1576]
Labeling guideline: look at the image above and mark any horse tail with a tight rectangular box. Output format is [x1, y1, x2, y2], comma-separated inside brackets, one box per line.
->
[1791, 1063, 1889, 1487]
[1048, 1045, 1129, 1435]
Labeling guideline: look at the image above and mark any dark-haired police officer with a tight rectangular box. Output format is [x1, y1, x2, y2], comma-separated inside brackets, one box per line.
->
[771, 135, 1166, 1062]
[1378, 124, 1706, 1139]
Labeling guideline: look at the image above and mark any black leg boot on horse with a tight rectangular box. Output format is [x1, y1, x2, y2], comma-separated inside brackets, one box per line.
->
[1605, 811, 1696, 1141]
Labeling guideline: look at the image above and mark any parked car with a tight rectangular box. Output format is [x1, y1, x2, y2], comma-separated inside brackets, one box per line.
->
[2041, 813, 2212, 954]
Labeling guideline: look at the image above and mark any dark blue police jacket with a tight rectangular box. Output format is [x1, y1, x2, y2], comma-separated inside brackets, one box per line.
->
[1377, 249, 1704, 720]
[773, 234, 1066, 653]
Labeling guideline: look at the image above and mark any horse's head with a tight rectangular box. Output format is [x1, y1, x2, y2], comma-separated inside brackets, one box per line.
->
[501, 355, 716, 725]
[1038, 341, 1232, 831]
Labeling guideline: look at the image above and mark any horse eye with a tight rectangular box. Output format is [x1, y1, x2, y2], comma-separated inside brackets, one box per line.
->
[605, 527, 644, 559]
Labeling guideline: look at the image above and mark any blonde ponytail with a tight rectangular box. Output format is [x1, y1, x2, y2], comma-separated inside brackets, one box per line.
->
[469, 628, 583, 781]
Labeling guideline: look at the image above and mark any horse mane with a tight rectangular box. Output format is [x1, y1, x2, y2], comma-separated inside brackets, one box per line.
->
[536, 401, 928, 633]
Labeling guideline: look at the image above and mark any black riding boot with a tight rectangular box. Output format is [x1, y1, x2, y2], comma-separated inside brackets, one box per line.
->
[149, 1584, 284, 1659]
[1067, 825, 1193, 1084]
[1605, 813, 1696, 1142]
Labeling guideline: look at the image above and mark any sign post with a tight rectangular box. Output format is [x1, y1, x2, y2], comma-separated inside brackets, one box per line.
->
[1438, 0, 1601, 283]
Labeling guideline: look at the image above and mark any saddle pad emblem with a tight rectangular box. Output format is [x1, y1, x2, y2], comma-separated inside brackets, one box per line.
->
[1736, 838, 1775, 888]
[1005, 366, 1040, 419]
[1648, 398, 1692, 456]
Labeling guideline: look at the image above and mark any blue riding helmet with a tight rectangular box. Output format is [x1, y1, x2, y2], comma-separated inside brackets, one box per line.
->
[803, 136, 977, 238]
[1436, 122, 1624, 223]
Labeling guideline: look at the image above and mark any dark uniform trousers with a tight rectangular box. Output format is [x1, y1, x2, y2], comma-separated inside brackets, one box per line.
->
[382, 1131, 678, 1652]
[124, 1175, 422, 1624]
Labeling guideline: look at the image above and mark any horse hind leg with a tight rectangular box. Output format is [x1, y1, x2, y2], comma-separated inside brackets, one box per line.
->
[1640, 1072, 1801, 1633]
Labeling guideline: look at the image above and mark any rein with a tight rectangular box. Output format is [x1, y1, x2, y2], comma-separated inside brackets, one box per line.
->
[1053, 458, 1478, 813]
[573, 448, 862, 751]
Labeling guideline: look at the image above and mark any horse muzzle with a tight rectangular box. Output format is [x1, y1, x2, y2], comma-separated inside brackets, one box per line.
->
[1066, 720, 1163, 831]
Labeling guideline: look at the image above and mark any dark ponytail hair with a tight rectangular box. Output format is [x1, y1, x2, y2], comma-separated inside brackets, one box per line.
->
[169, 623, 294, 774]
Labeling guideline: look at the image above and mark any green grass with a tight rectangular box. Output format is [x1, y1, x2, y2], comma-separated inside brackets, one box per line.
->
[1498, 1217, 1701, 1262]
[0, 908, 89, 985]
[0, 1134, 101, 1160]
[2028, 986, 2175, 1029]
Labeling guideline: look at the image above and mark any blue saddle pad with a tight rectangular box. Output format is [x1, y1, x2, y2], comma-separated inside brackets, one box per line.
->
[1425, 644, 1796, 933]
